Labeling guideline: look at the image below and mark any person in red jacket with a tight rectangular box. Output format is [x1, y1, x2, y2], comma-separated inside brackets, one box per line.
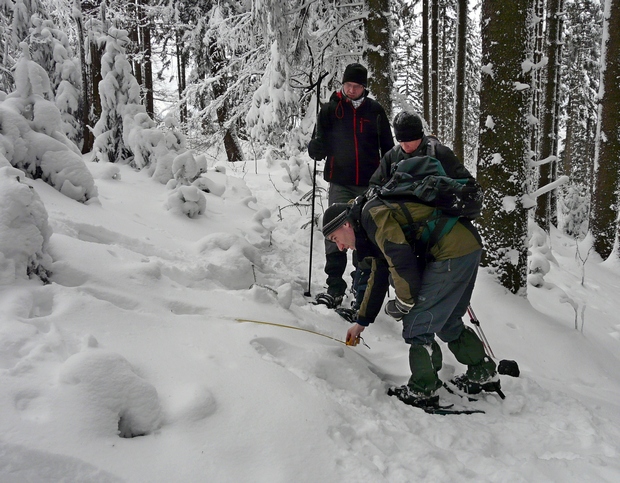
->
[308, 63, 394, 310]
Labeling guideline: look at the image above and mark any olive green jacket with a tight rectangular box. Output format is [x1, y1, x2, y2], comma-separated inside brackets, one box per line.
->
[354, 197, 482, 326]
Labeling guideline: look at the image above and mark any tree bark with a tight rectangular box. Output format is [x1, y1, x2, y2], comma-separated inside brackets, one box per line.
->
[535, 0, 564, 232]
[591, 0, 620, 258]
[453, 0, 467, 161]
[477, 0, 532, 294]
[422, 0, 430, 123]
[431, 0, 439, 133]
[365, 0, 392, 119]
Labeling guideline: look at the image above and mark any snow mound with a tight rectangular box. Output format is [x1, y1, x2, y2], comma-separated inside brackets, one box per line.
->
[58, 348, 162, 438]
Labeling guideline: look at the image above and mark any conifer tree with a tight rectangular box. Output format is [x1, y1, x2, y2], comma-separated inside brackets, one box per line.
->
[591, 0, 620, 259]
[477, 0, 531, 294]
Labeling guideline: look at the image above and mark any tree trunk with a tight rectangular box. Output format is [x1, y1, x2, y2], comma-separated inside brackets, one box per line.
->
[431, 0, 439, 134]
[139, 0, 154, 118]
[477, 0, 531, 294]
[176, 30, 187, 124]
[453, 0, 467, 161]
[535, 0, 564, 232]
[209, 43, 243, 162]
[73, 1, 92, 153]
[128, 1, 142, 86]
[422, 0, 430, 123]
[591, 0, 620, 259]
[365, 0, 392, 119]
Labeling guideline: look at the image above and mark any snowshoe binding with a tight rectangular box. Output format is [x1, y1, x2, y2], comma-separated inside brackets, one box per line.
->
[450, 374, 505, 399]
[313, 292, 343, 309]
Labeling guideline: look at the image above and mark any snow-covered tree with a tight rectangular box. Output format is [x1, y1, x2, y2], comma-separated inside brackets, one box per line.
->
[0, 43, 97, 203]
[92, 27, 141, 163]
[558, 0, 602, 240]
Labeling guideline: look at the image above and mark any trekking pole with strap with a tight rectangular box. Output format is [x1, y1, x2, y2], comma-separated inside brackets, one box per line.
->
[467, 304, 520, 377]
[304, 70, 328, 298]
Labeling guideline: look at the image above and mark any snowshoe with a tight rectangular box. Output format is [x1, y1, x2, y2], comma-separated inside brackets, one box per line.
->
[387, 385, 440, 409]
[313, 292, 343, 309]
[334, 307, 357, 323]
[388, 385, 484, 415]
[450, 374, 505, 399]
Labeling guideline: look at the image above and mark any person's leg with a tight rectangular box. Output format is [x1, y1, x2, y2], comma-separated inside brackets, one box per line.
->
[406, 339, 443, 395]
[402, 250, 482, 343]
[445, 326, 496, 382]
[400, 250, 498, 386]
[319, 184, 367, 305]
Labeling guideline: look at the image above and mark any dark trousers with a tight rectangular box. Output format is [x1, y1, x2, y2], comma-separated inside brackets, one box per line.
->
[324, 183, 368, 297]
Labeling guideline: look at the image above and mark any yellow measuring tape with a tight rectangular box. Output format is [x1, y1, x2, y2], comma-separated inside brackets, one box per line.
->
[235, 318, 363, 346]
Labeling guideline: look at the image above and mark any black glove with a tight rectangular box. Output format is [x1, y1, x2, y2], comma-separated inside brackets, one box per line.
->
[384, 297, 414, 320]
[308, 139, 327, 160]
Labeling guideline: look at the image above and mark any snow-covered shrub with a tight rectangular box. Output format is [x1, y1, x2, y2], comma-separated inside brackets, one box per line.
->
[528, 222, 557, 288]
[0, 44, 97, 202]
[123, 107, 187, 176]
[167, 150, 206, 188]
[0, 166, 53, 284]
[560, 185, 589, 240]
[192, 175, 226, 197]
[281, 155, 312, 191]
[165, 185, 207, 218]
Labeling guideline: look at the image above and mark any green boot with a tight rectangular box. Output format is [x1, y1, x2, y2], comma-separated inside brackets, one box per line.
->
[447, 326, 497, 382]
[406, 340, 443, 396]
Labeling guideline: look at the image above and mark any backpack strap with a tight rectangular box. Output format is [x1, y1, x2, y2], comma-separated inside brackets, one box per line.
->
[420, 210, 459, 247]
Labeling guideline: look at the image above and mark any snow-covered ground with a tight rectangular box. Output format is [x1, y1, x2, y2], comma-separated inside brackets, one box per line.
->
[1, 156, 619, 482]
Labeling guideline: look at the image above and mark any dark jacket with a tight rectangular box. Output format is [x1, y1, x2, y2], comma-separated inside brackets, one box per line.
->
[314, 90, 394, 186]
[369, 135, 474, 187]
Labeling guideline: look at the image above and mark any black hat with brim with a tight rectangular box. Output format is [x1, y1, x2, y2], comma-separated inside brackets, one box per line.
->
[322, 203, 350, 238]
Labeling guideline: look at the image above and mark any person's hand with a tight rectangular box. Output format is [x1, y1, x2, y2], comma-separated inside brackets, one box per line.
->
[308, 139, 327, 160]
[384, 297, 414, 320]
[346, 323, 365, 346]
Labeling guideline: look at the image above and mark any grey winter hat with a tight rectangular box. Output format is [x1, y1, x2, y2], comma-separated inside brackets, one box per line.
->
[342, 63, 367, 87]
[393, 111, 424, 142]
[322, 203, 350, 238]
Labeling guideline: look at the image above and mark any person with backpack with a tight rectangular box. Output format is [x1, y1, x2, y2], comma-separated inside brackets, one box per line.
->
[307, 63, 394, 311]
[320, 111, 500, 409]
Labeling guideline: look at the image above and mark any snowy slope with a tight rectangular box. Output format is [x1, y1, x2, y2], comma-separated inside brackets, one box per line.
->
[1, 157, 619, 482]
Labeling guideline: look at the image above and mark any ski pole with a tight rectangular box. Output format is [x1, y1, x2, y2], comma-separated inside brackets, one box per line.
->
[304, 70, 328, 297]
[467, 305, 496, 358]
[467, 305, 520, 377]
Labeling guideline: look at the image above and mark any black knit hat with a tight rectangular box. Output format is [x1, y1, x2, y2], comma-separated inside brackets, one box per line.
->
[342, 63, 367, 87]
[393, 111, 424, 142]
[322, 203, 350, 238]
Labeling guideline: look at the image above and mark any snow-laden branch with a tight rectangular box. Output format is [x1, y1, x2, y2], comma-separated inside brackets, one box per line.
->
[320, 14, 367, 65]
[529, 155, 558, 167]
[522, 175, 569, 209]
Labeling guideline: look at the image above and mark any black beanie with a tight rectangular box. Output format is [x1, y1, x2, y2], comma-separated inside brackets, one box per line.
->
[322, 203, 350, 238]
[342, 63, 367, 87]
[393, 111, 424, 142]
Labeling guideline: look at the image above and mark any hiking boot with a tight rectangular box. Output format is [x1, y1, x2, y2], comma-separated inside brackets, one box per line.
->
[334, 307, 358, 323]
[387, 385, 439, 408]
[451, 374, 505, 399]
[314, 292, 343, 309]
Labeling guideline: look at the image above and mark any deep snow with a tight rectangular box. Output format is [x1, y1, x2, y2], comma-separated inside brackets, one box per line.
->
[1, 156, 620, 482]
